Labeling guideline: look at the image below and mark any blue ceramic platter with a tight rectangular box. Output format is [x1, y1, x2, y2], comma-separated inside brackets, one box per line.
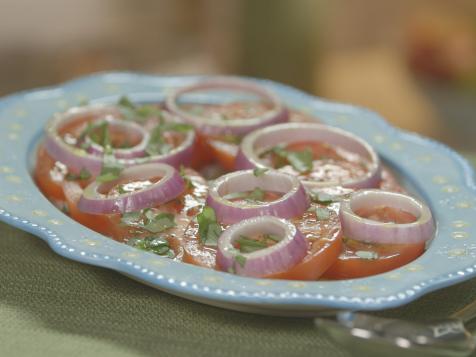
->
[1, 72, 475, 316]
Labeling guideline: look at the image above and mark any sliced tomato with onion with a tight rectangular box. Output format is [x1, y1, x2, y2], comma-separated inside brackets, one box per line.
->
[34, 144, 68, 203]
[321, 239, 425, 280]
[35, 143, 91, 205]
[63, 181, 117, 237]
[266, 206, 342, 280]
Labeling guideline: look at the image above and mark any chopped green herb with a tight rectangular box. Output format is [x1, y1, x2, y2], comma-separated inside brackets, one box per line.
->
[285, 148, 313, 173]
[235, 235, 267, 253]
[65, 168, 91, 181]
[316, 207, 331, 221]
[247, 187, 265, 202]
[309, 191, 335, 205]
[142, 212, 176, 233]
[264, 233, 281, 242]
[145, 122, 192, 156]
[120, 211, 142, 226]
[179, 165, 194, 189]
[89, 121, 111, 148]
[118, 96, 163, 123]
[222, 187, 265, 203]
[197, 206, 222, 247]
[253, 167, 269, 177]
[355, 250, 379, 260]
[235, 254, 247, 268]
[96, 161, 123, 183]
[117, 185, 127, 195]
[127, 236, 174, 257]
[265, 146, 314, 174]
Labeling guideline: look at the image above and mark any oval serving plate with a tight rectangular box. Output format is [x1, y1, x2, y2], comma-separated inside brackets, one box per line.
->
[1, 72, 475, 316]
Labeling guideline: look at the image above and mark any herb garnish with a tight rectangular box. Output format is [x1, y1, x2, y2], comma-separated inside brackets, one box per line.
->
[262, 146, 314, 174]
[197, 206, 222, 247]
[253, 167, 268, 177]
[118, 96, 163, 123]
[223, 187, 265, 203]
[145, 122, 192, 156]
[65, 168, 91, 181]
[120, 209, 176, 234]
[235, 254, 247, 267]
[96, 160, 123, 183]
[127, 236, 174, 258]
[309, 191, 335, 205]
[142, 212, 176, 233]
[315, 207, 331, 221]
[179, 165, 194, 189]
[235, 235, 267, 253]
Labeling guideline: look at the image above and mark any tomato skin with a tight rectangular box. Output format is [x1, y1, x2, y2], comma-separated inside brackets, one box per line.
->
[34, 144, 67, 202]
[266, 230, 342, 281]
[321, 240, 425, 280]
[207, 139, 238, 171]
[63, 181, 118, 237]
[191, 133, 215, 170]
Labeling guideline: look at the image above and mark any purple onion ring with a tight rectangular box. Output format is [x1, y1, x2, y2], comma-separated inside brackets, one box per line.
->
[339, 189, 435, 244]
[216, 216, 307, 277]
[206, 170, 309, 224]
[78, 163, 185, 214]
[84, 116, 149, 159]
[165, 77, 289, 137]
[44, 104, 196, 175]
[236, 122, 382, 189]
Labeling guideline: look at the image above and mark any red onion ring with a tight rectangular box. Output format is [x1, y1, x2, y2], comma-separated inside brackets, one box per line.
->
[206, 170, 309, 224]
[84, 116, 149, 159]
[78, 163, 185, 214]
[44, 104, 196, 175]
[165, 77, 289, 137]
[235, 122, 382, 189]
[216, 216, 307, 277]
[339, 189, 435, 244]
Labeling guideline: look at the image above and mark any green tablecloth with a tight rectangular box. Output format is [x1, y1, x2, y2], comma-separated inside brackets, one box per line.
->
[1, 155, 475, 357]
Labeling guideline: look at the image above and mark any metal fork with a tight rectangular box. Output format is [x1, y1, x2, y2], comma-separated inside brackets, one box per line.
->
[315, 298, 476, 356]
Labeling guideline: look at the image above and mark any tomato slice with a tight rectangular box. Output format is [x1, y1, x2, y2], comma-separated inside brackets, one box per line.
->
[63, 181, 118, 237]
[207, 139, 238, 171]
[182, 203, 342, 280]
[34, 144, 68, 203]
[321, 239, 425, 280]
[265, 206, 342, 280]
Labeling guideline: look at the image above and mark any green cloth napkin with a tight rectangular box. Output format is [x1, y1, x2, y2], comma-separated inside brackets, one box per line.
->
[0, 155, 475, 357]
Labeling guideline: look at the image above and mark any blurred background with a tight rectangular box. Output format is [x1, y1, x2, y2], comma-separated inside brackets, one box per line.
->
[0, 0, 475, 154]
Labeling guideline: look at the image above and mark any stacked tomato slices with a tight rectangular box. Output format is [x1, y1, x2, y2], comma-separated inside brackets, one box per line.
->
[34, 78, 435, 280]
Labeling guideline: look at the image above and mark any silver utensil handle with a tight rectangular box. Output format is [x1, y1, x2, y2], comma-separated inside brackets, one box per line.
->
[451, 298, 476, 324]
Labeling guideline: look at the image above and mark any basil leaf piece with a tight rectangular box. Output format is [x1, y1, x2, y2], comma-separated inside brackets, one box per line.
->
[285, 148, 313, 173]
[309, 191, 337, 205]
[235, 235, 267, 253]
[118, 96, 163, 123]
[316, 207, 331, 221]
[142, 212, 176, 233]
[247, 187, 265, 202]
[268, 146, 314, 173]
[96, 161, 123, 183]
[235, 254, 247, 268]
[197, 206, 222, 247]
[127, 236, 173, 257]
[179, 165, 194, 189]
[253, 167, 268, 177]
[120, 211, 142, 226]
[65, 168, 91, 181]
[264, 234, 281, 242]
